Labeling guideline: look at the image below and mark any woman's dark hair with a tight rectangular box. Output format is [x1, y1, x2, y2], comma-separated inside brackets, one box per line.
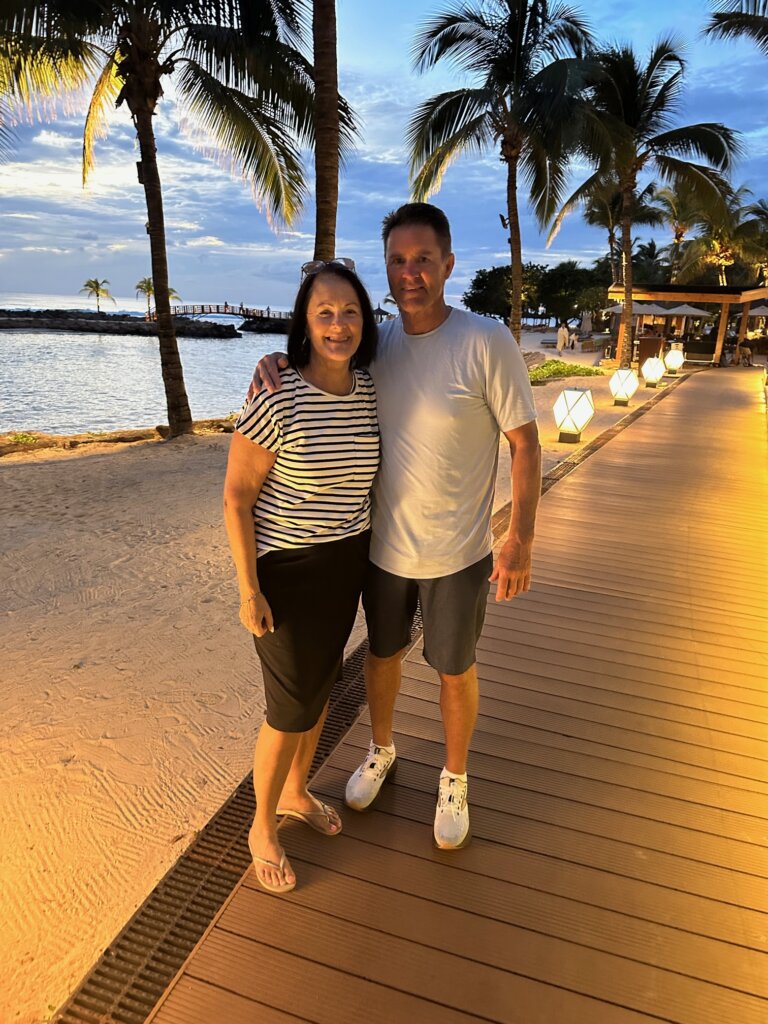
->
[286, 264, 378, 370]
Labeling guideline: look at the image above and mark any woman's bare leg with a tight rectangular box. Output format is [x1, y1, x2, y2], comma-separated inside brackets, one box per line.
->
[278, 700, 341, 833]
[250, 721, 302, 887]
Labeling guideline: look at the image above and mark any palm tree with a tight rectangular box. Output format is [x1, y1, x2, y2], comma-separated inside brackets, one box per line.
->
[652, 181, 728, 282]
[554, 38, 739, 364]
[135, 276, 179, 318]
[407, 0, 594, 343]
[312, 0, 339, 260]
[579, 179, 663, 284]
[2, 3, 317, 436]
[677, 186, 766, 285]
[633, 239, 668, 285]
[705, 1, 768, 54]
[80, 277, 115, 313]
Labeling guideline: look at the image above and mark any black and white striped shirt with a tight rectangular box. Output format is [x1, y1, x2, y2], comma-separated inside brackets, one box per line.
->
[235, 366, 379, 555]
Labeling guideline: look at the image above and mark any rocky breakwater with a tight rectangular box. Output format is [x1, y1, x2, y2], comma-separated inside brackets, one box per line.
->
[0, 308, 239, 338]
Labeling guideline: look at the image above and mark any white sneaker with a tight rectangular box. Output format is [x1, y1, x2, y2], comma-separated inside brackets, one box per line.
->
[434, 773, 471, 849]
[344, 742, 397, 812]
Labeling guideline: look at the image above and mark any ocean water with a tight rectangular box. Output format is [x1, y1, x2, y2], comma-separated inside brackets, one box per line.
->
[0, 329, 285, 434]
[0, 291, 289, 434]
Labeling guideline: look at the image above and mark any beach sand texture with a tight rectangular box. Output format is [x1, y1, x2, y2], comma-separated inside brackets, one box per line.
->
[1, 363, 660, 1024]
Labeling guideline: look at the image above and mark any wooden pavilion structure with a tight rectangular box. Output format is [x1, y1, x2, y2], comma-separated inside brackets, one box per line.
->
[607, 282, 768, 364]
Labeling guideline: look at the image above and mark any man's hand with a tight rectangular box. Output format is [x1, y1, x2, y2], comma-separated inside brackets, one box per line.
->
[489, 537, 532, 602]
[239, 593, 275, 636]
[247, 351, 289, 400]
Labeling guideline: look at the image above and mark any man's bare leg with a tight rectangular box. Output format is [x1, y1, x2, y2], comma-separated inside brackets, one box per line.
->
[366, 648, 405, 746]
[438, 663, 479, 774]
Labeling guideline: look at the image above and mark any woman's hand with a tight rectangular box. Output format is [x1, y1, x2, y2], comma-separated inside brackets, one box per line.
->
[239, 593, 275, 636]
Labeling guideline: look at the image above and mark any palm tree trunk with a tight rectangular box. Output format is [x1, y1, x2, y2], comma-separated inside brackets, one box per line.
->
[608, 230, 619, 285]
[312, 0, 339, 261]
[134, 110, 193, 436]
[618, 190, 635, 367]
[96, 294, 100, 314]
[504, 148, 522, 345]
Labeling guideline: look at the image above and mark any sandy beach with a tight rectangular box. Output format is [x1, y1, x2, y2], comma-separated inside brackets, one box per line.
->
[1, 351, 667, 1023]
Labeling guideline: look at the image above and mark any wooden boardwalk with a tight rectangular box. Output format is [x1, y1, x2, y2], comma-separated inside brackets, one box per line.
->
[149, 369, 768, 1024]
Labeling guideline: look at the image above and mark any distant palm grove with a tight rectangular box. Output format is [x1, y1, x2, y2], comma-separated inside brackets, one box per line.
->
[1, 1, 766, 425]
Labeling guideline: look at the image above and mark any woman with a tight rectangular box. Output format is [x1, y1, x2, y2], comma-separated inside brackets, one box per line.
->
[223, 261, 378, 894]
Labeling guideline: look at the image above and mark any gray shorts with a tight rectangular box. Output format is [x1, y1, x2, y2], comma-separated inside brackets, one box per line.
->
[363, 554, 493, 676]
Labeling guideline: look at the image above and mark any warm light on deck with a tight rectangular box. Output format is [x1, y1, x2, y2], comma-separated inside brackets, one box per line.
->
[609, 368, 639, 406]
[641, 357, 665, 387]
[664, 349, 685, 374]
[553, 388, 594, 442]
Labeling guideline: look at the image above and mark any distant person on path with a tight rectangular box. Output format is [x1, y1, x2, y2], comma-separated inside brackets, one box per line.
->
[253, 203, 540, 851]
[569, 329, 578, 351]
[224, 262, 379, 893]
[557, 322, 569, 355]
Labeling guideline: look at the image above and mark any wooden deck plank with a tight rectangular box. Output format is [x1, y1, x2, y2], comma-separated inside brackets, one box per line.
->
[205, 879, 768, 1024]
[150, 976, 306, 1023]
[293, 788, 768, 950]
[149, 370, 768, 1023]
[243, 835, 768, 998]
[344, 719, 768, 819]
[407, 650, 768, 732]
[353, 711, 768, 799]
[388, 690, 768, 783]
[324, 748, 768, 872]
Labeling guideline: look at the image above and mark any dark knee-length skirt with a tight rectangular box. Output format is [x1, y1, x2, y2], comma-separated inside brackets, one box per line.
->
[253, 530, 370, 732]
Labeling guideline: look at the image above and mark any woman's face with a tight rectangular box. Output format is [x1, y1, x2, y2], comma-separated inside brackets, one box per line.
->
[305, 274, 363, 367]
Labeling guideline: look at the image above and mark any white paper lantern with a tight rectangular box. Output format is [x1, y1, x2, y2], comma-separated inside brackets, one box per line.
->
[553, 388, 595, 442]
[609, 368, 639, 406]
[664, 349, 685, 373]
[641, 356, 665, 387]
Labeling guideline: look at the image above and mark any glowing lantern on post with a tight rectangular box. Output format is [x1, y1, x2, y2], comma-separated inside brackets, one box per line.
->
[553, 388, 595, 443]
[664, 349, 685, 374]
[641, 356, 665, 387]
[609, 368, 639, 407]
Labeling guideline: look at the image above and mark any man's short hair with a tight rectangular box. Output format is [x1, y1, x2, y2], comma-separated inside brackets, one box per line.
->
[381, 202, 452, 255]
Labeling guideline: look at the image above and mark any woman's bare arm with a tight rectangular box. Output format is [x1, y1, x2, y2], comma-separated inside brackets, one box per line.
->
[223, 430, 277, 635]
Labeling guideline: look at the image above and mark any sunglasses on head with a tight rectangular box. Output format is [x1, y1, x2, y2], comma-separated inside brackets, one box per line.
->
[301, 257, 356, 279]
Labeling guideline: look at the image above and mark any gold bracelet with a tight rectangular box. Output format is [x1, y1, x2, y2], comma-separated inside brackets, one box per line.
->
[240, 592, 262, 606]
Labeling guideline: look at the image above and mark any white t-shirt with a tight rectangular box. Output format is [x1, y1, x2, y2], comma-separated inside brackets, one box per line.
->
[235, 366, 379, 556]
[369, 307, 536, 578]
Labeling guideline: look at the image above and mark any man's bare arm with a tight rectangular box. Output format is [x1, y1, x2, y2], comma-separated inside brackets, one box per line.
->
[489, 419, 541, 602]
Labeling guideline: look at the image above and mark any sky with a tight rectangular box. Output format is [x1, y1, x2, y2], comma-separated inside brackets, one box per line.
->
[0, 0, 766, 311]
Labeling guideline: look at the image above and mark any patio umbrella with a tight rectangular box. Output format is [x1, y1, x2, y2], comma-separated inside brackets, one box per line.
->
[666, 303, 711, 317]
[604, 302, 670, 316]
[579, 311, 593, 334]
[747, 305, 768, 317]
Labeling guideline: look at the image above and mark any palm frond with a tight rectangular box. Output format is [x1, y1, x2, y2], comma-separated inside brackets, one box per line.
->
[546, 168, 609, 245]
[82, 52, 120, 185]
[520, 136, 569, 227]
[176, 60, 306, 225]
[704, 3, 768, 56]
[411, 5, 496, 76]
[652, 154, 737, 212]
[539, 3, 594, 58]
[649, 122, 742, 172]
[406, 86, 496, 176]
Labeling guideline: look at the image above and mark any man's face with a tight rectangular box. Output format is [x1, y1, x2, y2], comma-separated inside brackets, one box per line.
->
[384, 224, 455, 324]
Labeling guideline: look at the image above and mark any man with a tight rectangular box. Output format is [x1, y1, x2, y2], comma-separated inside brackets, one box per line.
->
[255, 203, 540, 849]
